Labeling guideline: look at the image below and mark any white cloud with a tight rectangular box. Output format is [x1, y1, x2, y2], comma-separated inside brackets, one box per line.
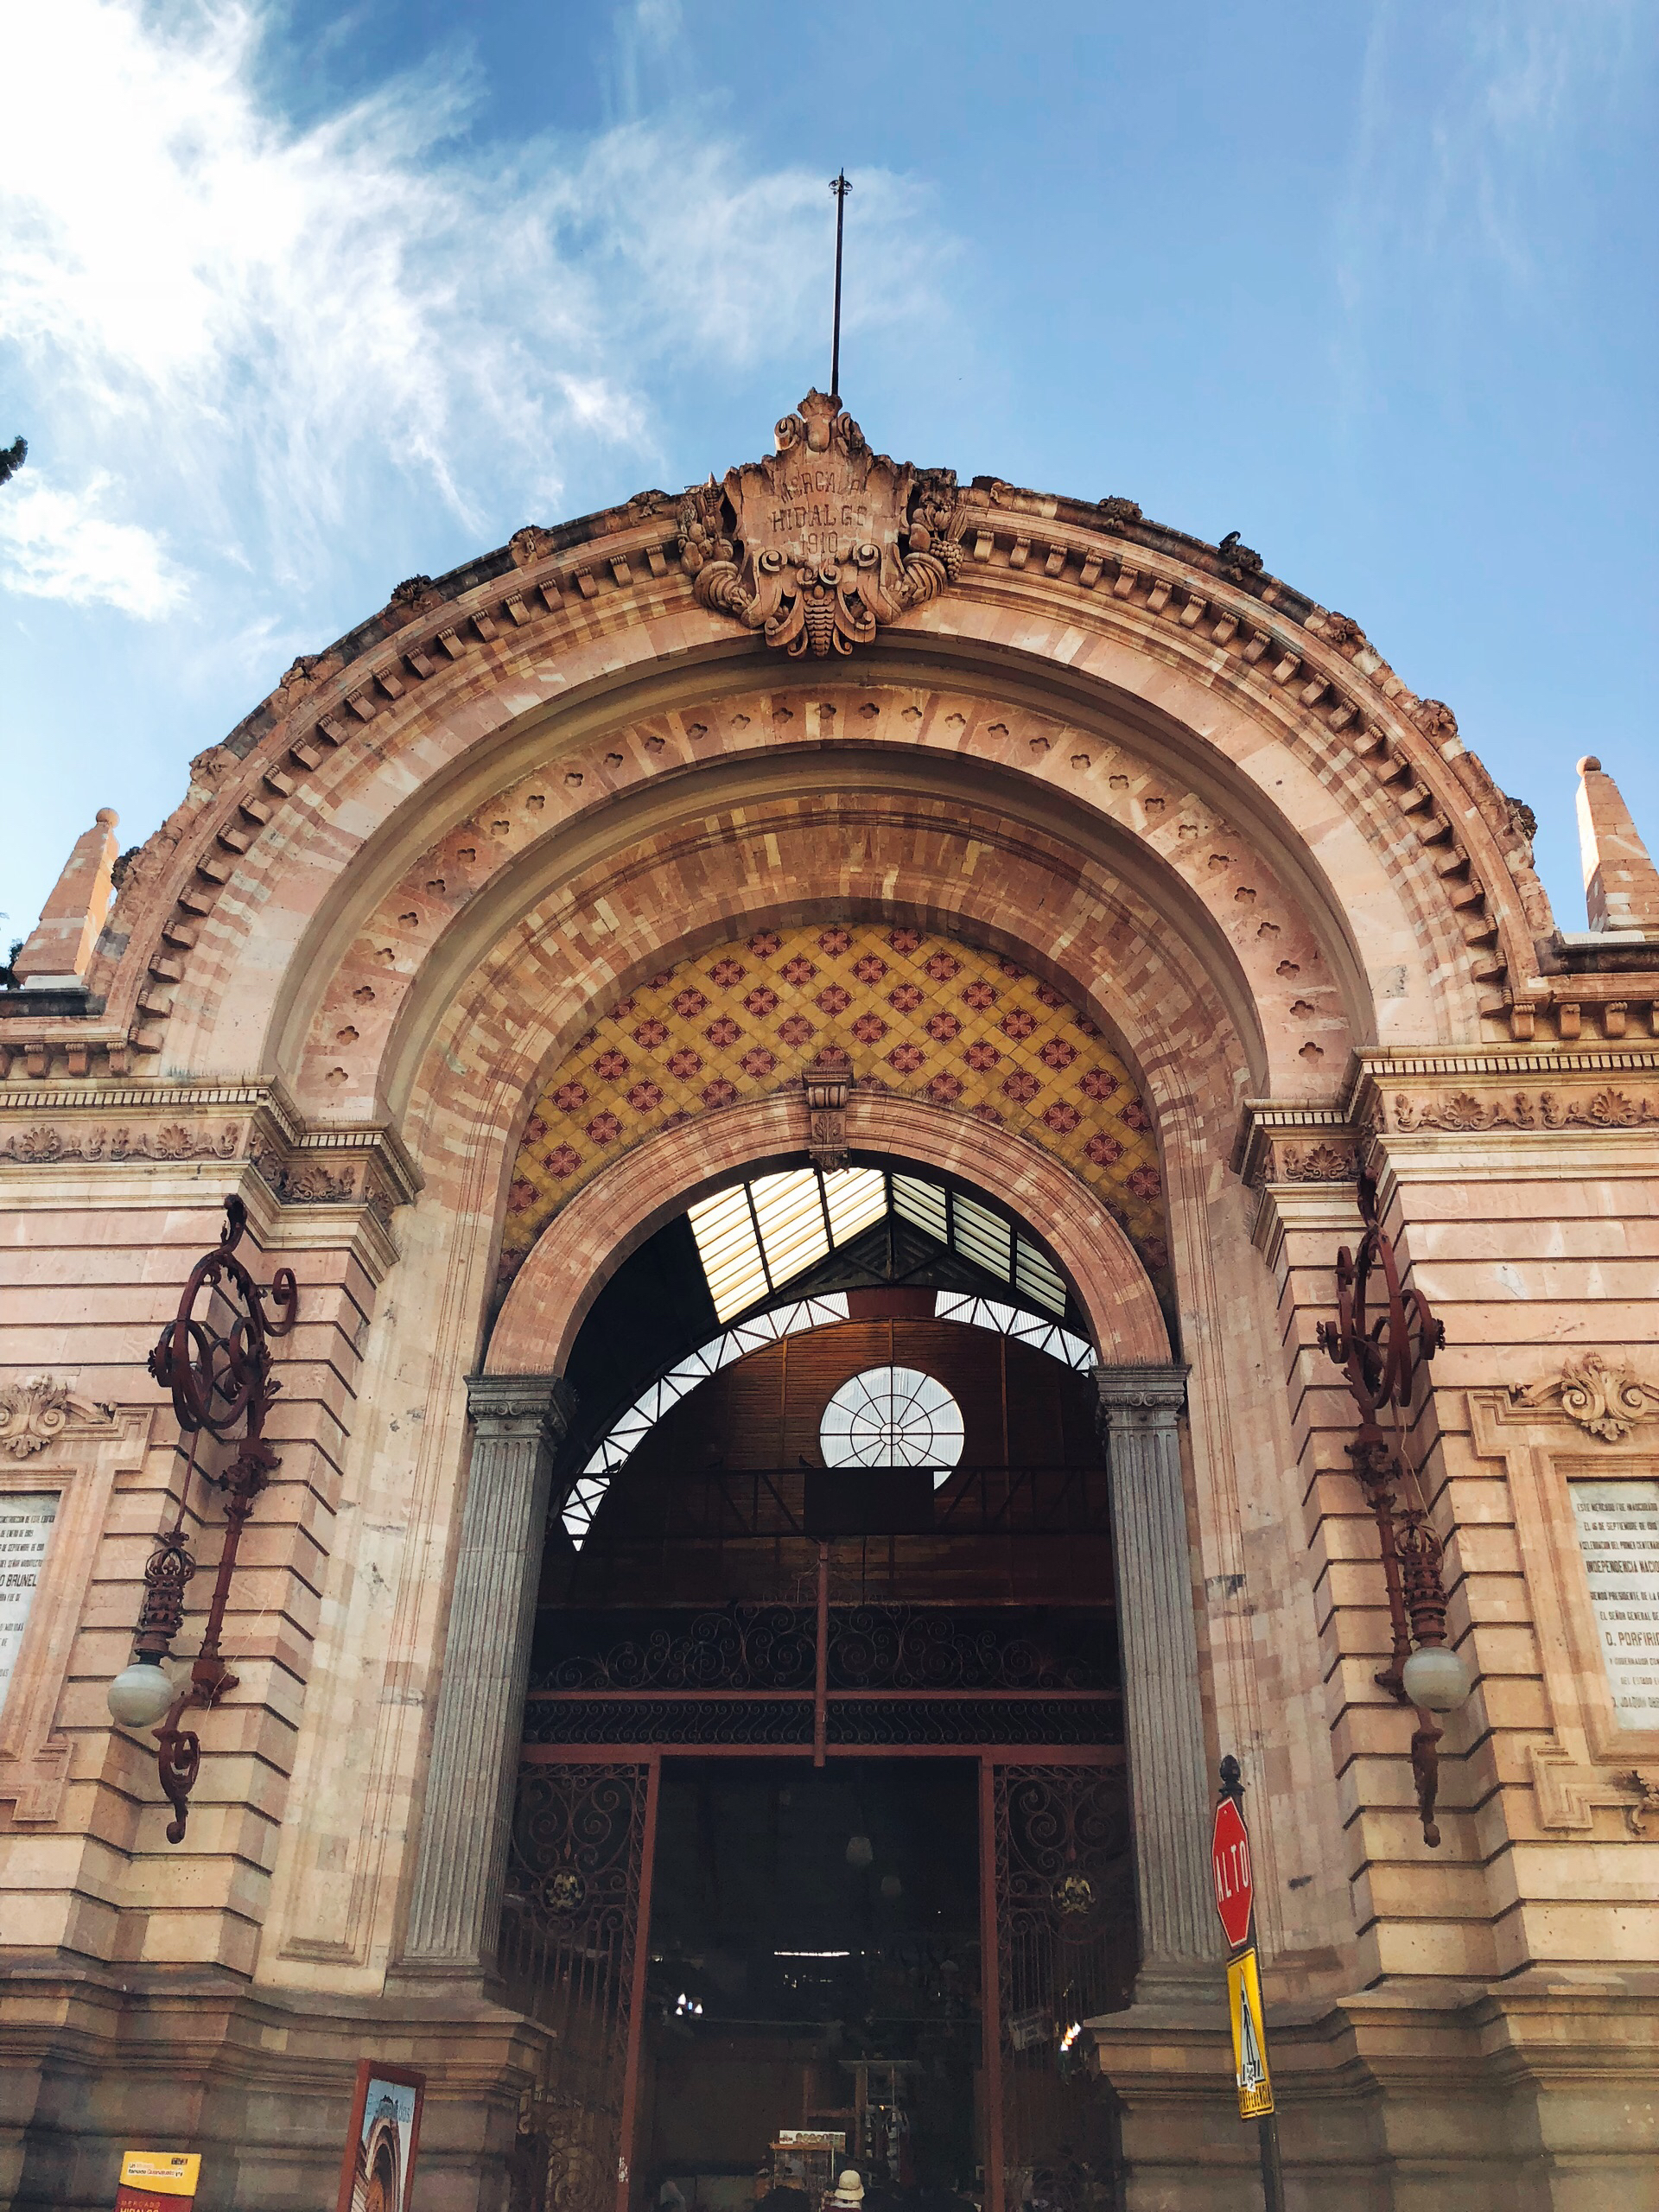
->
[0, 472, 188, 618]
[1330, 1, 1642, 422]
[0, 0, 954, 608]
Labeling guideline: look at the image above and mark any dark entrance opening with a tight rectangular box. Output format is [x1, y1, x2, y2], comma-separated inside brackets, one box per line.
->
[501, 1173, 1137, 2212]
[643, 1758, 982, 2209]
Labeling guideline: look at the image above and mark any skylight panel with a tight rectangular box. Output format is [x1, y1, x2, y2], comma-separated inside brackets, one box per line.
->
[823, 1166, 887, 1246]
[689, 1185, 769, 1320]
[566, 1293, 852, 1541]
[893, 1174, 948, 1242]
[750, 1169, 830, 1287]
[934, 1292, 1095, 1372]
[1014, 1235, 1068, 1316]
[951, 1193, 1014, 1281]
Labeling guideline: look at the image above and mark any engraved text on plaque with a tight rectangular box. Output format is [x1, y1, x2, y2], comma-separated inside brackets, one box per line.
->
[0, 1493, 59, 1718]
[1571, 1479, 1659, 1728]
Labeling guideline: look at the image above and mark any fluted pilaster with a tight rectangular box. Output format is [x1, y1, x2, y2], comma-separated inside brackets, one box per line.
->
[1096, 1363, 1220, 1997]
[401, 1372, 574, 1974]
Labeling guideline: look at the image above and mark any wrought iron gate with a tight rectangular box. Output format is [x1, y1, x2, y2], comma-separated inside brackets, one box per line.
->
[501, 1758, 659, 2212]
[500, 1606, 1129, 2212]
[988, 1763, 1132, 2212]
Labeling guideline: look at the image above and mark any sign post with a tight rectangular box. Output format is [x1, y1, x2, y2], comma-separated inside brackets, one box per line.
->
[1211, 1757, 1285, 2212]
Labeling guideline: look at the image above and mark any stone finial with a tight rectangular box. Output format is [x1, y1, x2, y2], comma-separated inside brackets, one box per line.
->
[1577, 756, 1659, 934]
[11, 809, 121, 989]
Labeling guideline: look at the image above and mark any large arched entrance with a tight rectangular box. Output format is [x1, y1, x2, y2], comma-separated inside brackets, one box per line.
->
[12, 382, 1643, 2212]
[490, 1154, 1140, 2212]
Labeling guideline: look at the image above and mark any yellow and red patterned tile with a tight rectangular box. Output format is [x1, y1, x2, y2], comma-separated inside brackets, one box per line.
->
[499, 923, 1171, 1305]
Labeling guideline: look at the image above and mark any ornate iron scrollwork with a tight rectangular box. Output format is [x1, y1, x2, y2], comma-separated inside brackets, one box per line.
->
[826, 1605, 1116, 1693]
[994, 1764, 1135, 2211]
[1317, 1168, 1458, 1847]
[124, 1195, 297, 1841]
[532, 1605, 1116, 1697]
[501, 1763, 651, 2212]
[533, 1605, 816, 1693]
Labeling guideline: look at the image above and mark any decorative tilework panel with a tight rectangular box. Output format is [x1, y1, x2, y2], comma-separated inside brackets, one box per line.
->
[499, 924, 1171, 1304]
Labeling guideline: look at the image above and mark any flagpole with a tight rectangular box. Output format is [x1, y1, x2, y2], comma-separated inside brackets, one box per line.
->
[829, 170, 851, 399]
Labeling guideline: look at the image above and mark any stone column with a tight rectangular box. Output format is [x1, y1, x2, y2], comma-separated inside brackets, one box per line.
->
[401, 1372, 574, 1975]
[1096, 1363, 1220, 1999]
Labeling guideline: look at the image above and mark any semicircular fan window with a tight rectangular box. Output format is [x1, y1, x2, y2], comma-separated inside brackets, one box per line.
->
[818, 1364, 965, 1482]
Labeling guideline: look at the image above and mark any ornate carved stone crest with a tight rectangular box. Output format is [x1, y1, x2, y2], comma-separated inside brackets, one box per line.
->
[1280, 1141, 1357, 1182]
[677, 390, 962, 657]
[1512, 1353, 1659, 1443]
[0, 1374, 116, 1458]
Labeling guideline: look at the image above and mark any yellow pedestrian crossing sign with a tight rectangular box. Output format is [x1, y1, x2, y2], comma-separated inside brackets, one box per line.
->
[1226, 1948, 1275, 2119]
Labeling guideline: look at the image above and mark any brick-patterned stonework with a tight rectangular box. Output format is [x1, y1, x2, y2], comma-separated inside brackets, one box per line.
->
[497, 920, 1173, 1306]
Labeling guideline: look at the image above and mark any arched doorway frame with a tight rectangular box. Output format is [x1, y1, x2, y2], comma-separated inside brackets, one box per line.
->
[259, 830, 1310, 2004]
[397, 1105, 1211, 2185]
[486, 1092, 1173, 1378]
[457, 1123, 1182, 2212]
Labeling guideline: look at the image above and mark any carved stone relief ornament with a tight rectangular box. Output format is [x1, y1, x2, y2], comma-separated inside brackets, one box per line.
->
[677, 390, 963, 658]
[0, 1375, 116, 1458]
[0, 1122, 242, 1165]
[253, 1147, 359, 1205]
[1279, 1141, 1357, 1181]
[1395, 1088, 1659, 1134]
[802, 1045, 853, 1170]
[1511, 1354, 1659, 1443]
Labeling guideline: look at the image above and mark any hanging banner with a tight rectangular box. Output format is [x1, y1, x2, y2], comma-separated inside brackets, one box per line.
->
[1225, 1948, 1275, 2120]
[115, 2150, 200, 2209]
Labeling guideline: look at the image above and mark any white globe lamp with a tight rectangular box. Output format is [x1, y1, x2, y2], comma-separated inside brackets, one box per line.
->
[1401, 1643, 1472, 1715]
[107, 1662, 177, 1728]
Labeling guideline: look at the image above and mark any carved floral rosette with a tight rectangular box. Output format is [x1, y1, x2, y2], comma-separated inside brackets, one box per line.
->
[677, 390, 963, 658]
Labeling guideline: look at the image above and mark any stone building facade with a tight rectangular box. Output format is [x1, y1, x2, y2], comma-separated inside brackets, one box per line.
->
[1, 391, 1656, 2210]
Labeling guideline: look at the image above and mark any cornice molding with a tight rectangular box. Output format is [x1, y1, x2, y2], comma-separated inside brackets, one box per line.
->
[0, 1079, 422, 1227]
[1231, 1099, 1355, 1188]
[5, 410, 1563, 1085]
[1236, 1056, 1659, 1188]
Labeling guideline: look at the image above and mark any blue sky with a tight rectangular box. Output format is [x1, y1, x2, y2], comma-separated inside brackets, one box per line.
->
[2, 0, 1654, 951]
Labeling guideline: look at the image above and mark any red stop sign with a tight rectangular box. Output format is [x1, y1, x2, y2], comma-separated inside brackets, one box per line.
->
[1211, 1796, 1254, 1949]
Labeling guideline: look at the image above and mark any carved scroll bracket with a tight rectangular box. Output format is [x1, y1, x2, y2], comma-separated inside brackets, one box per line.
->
[0, 1375, 116, 1459]
[1511, 1353, 1659, 1443]
[803, 1046, 853, 1169]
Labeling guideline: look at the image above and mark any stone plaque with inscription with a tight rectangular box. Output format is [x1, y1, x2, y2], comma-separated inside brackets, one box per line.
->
[1570, 1479, 1659, 1728]
[0, 1493, 58, 1718]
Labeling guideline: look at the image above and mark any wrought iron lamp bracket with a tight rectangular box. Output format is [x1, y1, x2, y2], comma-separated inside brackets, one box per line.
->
[1318, 1171, 1458, 1849]
[121, 1196, 297, 1842]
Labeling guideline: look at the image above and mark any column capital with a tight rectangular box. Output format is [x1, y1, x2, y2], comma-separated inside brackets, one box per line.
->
[465, 1371, 575, 1446]
[1095, 1362, 1190, 1433]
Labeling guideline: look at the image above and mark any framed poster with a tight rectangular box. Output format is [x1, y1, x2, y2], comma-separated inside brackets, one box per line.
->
[334, 2061, 426, 2212]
